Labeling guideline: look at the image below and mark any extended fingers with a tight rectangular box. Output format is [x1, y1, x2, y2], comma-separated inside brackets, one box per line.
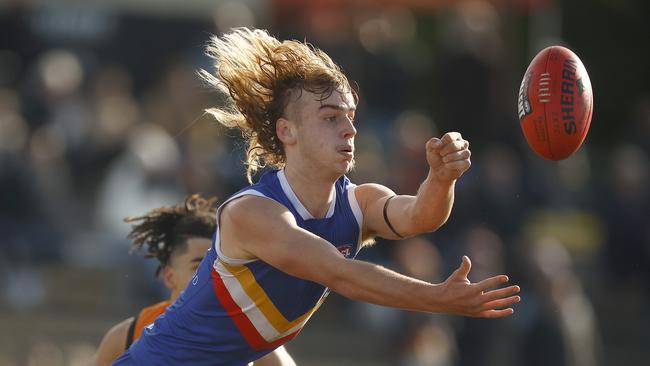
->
[478, 308, 515, 318]
[481, 285, 521, 302]
[452, 255, 472, 278]
[476, 275, 510, 292]
[480, 294, 521, 311]
[474, 295, 521, 318]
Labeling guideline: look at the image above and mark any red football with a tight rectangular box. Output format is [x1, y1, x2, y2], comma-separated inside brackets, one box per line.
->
[517, 46, 593, 160]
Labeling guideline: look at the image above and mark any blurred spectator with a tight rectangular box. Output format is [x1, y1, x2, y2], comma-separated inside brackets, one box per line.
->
[599, 144, 650, 283]
[391, 110, 438, 193]
[515, 236, 603, 366]
[454, 223, 515, 366]
[1, 88, 61, 260]
[393, 237, 458, 366]
[433, 0, 508, 144]
[355, 237, 458, 366]
[94, 122, 185, 243]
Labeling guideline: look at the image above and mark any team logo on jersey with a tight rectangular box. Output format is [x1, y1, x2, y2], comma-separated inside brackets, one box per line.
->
[337, 244, 354, 257]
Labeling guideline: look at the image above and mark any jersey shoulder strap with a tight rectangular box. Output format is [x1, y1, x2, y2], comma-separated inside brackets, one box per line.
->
[124, 314, 138, 350]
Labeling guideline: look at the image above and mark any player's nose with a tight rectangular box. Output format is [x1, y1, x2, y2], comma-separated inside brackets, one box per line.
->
[341, 118, 356, 139]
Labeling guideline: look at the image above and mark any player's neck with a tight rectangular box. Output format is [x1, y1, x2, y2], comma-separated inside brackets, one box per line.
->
[170, 290, 181, 302]
[283, 164, 337, 219]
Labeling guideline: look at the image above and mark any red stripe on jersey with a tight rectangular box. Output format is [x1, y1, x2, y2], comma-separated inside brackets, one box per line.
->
[210, 268, 300, 350]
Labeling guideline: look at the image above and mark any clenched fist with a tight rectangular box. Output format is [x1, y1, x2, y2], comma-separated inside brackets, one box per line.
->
[426, 132, 471, 182]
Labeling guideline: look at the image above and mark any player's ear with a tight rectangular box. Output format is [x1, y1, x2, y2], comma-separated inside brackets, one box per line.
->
[161, 265, 175, 290]
[276, 118, 297, 145]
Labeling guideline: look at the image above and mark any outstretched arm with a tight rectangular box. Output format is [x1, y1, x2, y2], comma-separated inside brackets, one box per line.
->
[357, 132, 471, 241]
[219, 196, 519, 317]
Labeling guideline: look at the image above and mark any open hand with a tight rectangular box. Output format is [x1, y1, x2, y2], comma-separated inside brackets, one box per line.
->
[426, 132, 471, 182]
[439, 256, 521, 318]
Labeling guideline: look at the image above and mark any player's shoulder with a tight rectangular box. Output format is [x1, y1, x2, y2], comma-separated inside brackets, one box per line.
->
[221, 194, 293, 228]
[95, 316, 135, 364]
[354, 182, 392, 193]
[138, 300, 170, 319]
[104, 317, 135, 342]
[223, 194, 284, 213]
[353, 183, 395, 207]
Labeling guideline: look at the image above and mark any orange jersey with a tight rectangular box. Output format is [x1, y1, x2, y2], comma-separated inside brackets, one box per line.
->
[126, 300, 171, 349]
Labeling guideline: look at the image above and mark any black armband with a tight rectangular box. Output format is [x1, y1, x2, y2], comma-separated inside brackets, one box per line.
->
[383, 195, 404, 239]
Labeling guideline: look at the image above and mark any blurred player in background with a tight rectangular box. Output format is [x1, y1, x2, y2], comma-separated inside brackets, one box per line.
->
[114, 28, 521, 366]
[91, 194, 294, 366]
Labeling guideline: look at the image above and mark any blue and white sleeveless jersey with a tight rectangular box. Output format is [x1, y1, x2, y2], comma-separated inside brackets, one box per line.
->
[114, 169, 363, 366]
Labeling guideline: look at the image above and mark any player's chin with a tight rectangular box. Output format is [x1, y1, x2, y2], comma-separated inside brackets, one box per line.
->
[344, 158, 356, 173]
[332, 158, 355, 176]
[336, 157, 355, 174]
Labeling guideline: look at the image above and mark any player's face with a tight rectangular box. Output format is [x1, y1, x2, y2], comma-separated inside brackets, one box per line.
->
[168, 237, 211, 294]
[294, 89, 357, 175]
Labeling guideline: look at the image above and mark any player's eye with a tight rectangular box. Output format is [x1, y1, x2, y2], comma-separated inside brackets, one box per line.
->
[325, 116, 337, 122]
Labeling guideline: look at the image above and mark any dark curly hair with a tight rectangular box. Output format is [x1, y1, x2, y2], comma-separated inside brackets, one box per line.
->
[124, 194, 218, 276]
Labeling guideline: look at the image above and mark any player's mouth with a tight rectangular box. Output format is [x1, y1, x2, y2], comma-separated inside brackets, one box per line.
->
[338, 145, 354, 159]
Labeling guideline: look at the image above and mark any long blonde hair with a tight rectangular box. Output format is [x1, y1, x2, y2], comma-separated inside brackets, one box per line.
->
[200, 28, 355, 182]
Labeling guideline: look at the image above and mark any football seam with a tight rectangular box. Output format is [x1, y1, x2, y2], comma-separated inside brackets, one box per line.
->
[542, 48, 554, 160]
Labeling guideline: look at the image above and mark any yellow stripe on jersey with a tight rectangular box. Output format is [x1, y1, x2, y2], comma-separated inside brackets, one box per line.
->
[219, 260, 325, 335]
